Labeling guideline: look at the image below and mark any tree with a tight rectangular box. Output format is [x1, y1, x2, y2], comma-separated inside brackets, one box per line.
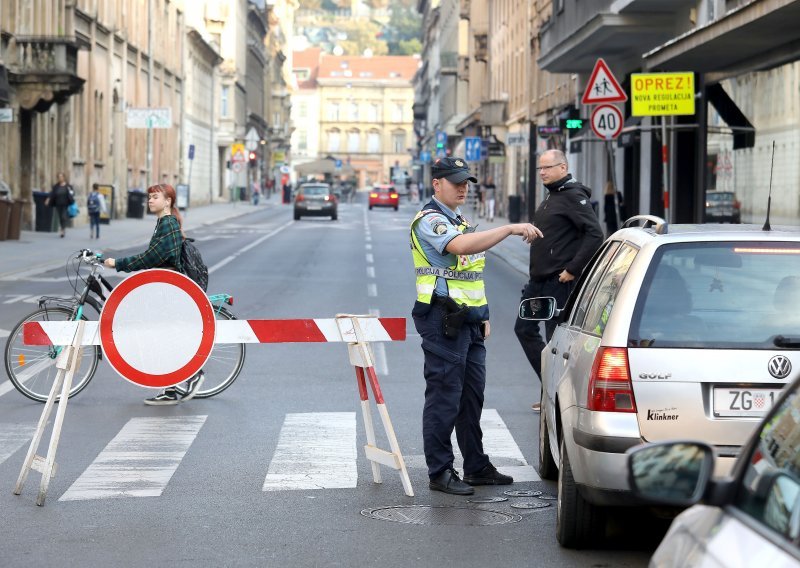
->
[396, 38, 422, 55]
[336, 19, 388, 56]
[386, 5, 421, 54]
[298, 0, 324, 9]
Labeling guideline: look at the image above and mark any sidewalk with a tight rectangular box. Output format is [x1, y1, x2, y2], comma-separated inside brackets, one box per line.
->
[0, 193, 530, 280]
[0, 194, 279, 280]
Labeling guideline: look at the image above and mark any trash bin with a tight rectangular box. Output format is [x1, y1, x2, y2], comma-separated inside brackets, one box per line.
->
[127, 190, 146, 218]
[7, 199, 26, 240]
[508, 195, 522, 223]
[0, 199, 11, 241]
[33, 191, 55, 232]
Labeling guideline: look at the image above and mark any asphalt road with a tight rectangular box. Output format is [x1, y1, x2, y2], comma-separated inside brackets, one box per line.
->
[0, 197, 657, 567]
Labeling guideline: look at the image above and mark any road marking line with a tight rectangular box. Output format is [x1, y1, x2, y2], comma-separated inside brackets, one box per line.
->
[0, 378, 19, 398]
[366, 266, 375, 278]
[59, 415, 207, 501]
[0, 328, 9, 338]
[0, 423, 36, 465]
[365, 243, 372, 250]
[365, 253, 374, 264]
[263, 412, 356, 491]
[367, 283, 377, 297]
[207, 220, 294, 273]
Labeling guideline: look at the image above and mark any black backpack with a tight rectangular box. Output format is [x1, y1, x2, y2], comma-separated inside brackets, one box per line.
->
[87, 192, 100, 213]
[180, 238, 208, 291]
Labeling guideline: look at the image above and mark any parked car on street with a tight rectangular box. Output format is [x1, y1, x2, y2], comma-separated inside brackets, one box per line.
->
[705, 190, 742, 223]
[520, 215, 800, 549]
[368, 184, 399, 211]
[294, 183, 337, 221]
[627, 371, 800, 567]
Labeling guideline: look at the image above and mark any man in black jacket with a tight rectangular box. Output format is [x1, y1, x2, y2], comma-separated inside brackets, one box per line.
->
[514, 149, 604, 410]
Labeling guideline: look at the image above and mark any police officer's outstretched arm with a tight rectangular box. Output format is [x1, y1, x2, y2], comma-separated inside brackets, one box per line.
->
[445, 223, 542, 255]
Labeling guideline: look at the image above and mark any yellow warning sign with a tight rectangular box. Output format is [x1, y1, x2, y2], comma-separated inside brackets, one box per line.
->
[231, 143, 246, 162]
[631, 72, 695, 117]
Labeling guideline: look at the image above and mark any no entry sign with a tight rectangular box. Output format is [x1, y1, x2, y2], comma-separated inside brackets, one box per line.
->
[99, 270, 216, 388]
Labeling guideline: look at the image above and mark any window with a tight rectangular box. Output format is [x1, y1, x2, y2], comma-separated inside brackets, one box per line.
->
[297, 130, 307, 152]
[367, 103, 379, 122]
[392, 131, 406, 153]
[327, 130, 340, 152]
[735, 388, 800, 544]
[327, 102, 340, 121]
[297, 102, 308, 119]
[367, 131, 381, 153]
[347, 130, 360, 152]
[220, 85, 229, 117]
[570, 241, 622, 329]
[580, 245, 637, 335]
[349, 102, 358, 121]
[392, 103, 404, 122]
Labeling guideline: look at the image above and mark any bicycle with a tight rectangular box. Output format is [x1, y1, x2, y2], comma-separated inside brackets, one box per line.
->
[4, 249, 246, 402]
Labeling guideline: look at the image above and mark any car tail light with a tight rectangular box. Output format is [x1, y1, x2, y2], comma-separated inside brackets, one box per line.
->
[324, 195, 330, 201]
[390, 193, 398, 199]
[370, 192, 378, 198]
[587, 347, 637, 412]
[295, 194, 304, 202]
[733, 199, 741, 209]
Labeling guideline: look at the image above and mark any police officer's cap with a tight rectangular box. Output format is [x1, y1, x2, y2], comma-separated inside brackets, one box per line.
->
[431, 157, 478, 184]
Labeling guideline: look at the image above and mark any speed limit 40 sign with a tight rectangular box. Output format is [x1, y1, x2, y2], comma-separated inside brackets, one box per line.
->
[590, 104, 624, 140]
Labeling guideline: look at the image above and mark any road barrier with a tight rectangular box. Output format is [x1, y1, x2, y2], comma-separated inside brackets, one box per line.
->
[17, 269, 413, 505]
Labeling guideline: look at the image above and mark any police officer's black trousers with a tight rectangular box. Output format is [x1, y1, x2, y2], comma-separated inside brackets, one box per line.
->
[513, 275, 575, 381]
[414, 306, 489, 480]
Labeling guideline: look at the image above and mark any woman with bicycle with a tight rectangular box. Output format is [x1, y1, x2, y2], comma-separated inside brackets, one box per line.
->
[103, 183, 205, 406]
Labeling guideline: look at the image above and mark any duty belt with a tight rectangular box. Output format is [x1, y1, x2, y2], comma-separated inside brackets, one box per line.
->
[414, 266, 483, 281]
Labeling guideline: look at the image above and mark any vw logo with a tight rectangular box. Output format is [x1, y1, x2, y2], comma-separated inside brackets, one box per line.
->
[768, 355, 792, 379]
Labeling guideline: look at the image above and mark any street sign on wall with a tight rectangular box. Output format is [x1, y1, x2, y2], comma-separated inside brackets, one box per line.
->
[126, 107, 172, 129]
[464, 137, 482, 162]
[631, 72, 695, 116]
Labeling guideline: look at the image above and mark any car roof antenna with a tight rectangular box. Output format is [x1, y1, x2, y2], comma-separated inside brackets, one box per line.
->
[763, 140, 775, 231]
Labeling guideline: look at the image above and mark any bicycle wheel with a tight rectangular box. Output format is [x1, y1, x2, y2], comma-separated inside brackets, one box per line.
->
[4, 307, 99, 402]
[175, 308, 245, 399]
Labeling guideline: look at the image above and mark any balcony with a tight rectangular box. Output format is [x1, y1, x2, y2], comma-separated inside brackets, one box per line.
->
[7, 37, 84, 111]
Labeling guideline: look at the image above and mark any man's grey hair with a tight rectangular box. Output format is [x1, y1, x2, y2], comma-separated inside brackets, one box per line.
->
[540, 149, 568, 170]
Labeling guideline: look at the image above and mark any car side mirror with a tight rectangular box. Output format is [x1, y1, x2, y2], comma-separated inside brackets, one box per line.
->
[519, 297, 558, 320]
[627, 442, 714, 507]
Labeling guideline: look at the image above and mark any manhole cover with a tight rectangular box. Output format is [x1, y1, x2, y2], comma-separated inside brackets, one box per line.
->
[510, 501, 551, 510]
[537, 494, 557, 500]
[361, 505, 522, 526]
[467, 496, 508, 504]
[503, 490, 542, 497]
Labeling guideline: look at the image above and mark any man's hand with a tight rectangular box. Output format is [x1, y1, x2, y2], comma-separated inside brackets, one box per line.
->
[509, 223, 543, 244]
[481, 321, 491, 339]
[558, 270, 574, 283]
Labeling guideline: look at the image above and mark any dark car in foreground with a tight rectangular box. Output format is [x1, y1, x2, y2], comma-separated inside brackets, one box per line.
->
[628, 369, 800, 567]
[294, 183, 337, 220]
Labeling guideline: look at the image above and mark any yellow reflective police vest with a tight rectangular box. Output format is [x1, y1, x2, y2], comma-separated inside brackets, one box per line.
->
[410, 207, 488, 313]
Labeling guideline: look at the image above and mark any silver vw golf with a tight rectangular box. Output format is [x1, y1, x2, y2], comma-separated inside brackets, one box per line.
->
[522, 216, 800, 549]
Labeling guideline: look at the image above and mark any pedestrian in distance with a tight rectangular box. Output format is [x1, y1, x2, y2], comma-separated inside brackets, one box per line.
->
[514, 149, 604, 412]
[482, 176, 497, 222]
[87, 183, 107, 239]
[45, 172, 74, 238]
[103, 183, 205, 406]
[411, 156, 543, 496]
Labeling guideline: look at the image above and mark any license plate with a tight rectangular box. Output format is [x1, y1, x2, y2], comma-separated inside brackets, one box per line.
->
[713, 387, 783, 417]
[306, 205, 322, 210]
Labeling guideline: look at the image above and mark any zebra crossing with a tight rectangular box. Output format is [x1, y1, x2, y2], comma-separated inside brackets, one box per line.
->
[0, 408, 539, 502]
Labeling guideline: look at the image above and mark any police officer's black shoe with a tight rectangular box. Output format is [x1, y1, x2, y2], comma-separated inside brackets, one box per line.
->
[429, 468, 475, 495]
[463, 463, 513, 486]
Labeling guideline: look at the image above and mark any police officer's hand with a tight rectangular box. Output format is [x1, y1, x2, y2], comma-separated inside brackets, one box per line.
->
[481, 320, 490, 339]
[558, 270, 575, 283]
[510, 223, 543, 244]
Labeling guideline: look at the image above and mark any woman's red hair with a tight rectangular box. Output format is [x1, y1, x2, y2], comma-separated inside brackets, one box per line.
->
[147, 183, 184, 236]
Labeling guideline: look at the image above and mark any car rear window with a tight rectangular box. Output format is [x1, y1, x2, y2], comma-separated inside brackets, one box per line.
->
[630, 241, 800, 349]
[301, 186, 330, 196]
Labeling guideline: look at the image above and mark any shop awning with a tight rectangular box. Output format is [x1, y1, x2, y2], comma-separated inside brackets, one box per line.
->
[643, 0, 800, 77]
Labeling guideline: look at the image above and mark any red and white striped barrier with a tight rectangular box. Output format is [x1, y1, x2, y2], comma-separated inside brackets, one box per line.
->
[23, 317, 406, 346]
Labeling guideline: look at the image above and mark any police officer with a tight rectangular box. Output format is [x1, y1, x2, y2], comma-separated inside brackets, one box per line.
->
[411, 157, 543, 495]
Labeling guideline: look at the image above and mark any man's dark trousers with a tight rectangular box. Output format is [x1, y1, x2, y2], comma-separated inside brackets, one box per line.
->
[414, 306, 489, 479]
[514, 275, 575, 380]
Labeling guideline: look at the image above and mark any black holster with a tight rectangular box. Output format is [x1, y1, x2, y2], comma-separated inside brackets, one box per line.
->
[434, 295, 470, 338]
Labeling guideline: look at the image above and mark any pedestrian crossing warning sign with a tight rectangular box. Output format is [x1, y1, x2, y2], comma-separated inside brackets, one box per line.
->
[581, 58, 628, 105]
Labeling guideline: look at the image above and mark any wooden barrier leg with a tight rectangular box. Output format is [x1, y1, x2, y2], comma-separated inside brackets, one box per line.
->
[355, 366, 382, 485]
[364, 366, 414, 497]
[14, 322, 84, 506]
